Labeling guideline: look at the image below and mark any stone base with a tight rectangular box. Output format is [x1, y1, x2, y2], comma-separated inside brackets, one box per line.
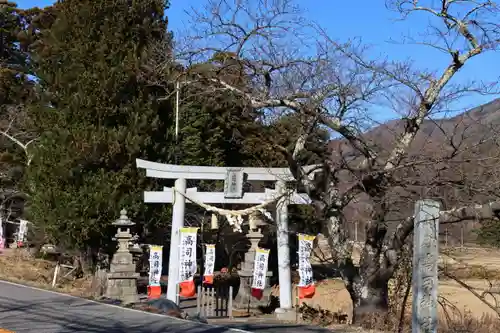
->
[105, 276, 139, 304]
[234, 286, 273, 310]
[234, 272, 273, 310]
[275, 308, 297, 320]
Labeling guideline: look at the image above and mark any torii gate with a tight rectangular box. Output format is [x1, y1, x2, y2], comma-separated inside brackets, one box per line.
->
[136, 158, 313, 315]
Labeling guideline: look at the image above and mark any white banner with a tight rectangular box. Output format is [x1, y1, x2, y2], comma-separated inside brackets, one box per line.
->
[251, 248, 270, 290]
[149, 245, 163, 286]
[204, 244, 216, 277]
[297, 234, 315, 287]
[17, 219, 28, 244]
[179, 227, 198, 282]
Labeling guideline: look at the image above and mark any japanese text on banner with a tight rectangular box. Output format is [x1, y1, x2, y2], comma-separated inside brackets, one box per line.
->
[251, 248, 270, 290]
[179, 227, 198, 282]
[204, 244, 216, 277]
[297, 234, 315, 287]
[149, 245, 163, 286]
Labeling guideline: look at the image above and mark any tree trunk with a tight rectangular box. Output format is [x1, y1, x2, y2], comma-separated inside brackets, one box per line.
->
[350, 277, 389, 324]
[322, 206, 391, 323]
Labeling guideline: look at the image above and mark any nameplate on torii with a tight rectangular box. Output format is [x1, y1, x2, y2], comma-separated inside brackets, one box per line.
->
[144, 187, 311, 205]
[224, 168, 244, 199]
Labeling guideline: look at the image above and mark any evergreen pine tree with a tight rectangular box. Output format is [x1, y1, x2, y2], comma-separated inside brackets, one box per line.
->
[179, 91, 260, 168]
[178, 53, 262, 168]
[24, 0, 174, 252]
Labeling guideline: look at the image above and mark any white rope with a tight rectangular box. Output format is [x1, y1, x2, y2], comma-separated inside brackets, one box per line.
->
[172, 187, 282, 232]
[4, 220, 21, 225]
[2, 220, 33, 225]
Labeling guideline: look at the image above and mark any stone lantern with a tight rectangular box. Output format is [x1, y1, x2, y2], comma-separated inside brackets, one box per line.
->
[234, 211, 273, 310]
[105, 209, 139, 304]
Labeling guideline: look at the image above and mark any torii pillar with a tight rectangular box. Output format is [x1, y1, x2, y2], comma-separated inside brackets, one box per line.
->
[274, 180, 294, 318]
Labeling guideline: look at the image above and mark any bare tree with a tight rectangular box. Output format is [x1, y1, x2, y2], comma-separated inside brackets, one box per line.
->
[149, 0, 500, 321]
[0, 104, 34, 244]
[0, 1, 38, 173]
[0, 105, 36, 168]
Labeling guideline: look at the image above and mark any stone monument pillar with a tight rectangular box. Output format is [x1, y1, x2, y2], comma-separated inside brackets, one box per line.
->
[105, 209, 139, 304]
[234, 213, 273, 310]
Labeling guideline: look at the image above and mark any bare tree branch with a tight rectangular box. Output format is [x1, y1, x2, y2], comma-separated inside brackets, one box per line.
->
[0, 130, 35, 166]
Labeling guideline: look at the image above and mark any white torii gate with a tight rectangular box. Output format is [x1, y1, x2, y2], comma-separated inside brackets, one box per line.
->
[136, 158, 313, 315]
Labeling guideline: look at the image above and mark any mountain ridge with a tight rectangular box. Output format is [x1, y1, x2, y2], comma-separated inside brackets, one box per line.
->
[327, 97, 500, 244]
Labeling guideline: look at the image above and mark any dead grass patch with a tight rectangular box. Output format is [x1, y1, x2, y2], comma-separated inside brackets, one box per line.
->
[359, 309, 500, 332]
[0, 249, 93, 297]
[290, 277, 500, 331]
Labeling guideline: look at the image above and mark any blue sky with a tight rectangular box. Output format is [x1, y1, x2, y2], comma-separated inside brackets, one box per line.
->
[17, 0, 499, 120]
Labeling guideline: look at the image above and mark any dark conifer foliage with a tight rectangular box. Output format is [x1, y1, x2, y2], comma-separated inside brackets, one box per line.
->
[24, 0, 174, 251]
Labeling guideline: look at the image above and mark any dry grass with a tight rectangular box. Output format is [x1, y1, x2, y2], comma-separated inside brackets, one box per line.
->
[360, 308, 500, 333]
[311, 243, 500, 315]
[359, 308, 500, 332]
[441, 248, 500, 280]
[0, 248, 93, 297]
[291, 246, 500, 331]
[287, 278, 500, 331]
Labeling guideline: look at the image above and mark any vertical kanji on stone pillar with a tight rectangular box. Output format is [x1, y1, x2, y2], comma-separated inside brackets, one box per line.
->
[412, 200, 439, 333]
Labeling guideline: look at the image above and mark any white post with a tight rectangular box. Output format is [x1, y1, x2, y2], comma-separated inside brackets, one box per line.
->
[166, 178, 186, 302]
[175, 81, 180, 141]
[354, 221, 358, 242]
[460, 223, 464, 250]
[0, 209, 4, 250]
[275, 180, 292, 316]
[52, 264, 60, 287]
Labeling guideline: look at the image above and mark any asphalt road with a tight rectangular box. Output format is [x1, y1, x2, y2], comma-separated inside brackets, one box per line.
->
[0, 280, 249, 333]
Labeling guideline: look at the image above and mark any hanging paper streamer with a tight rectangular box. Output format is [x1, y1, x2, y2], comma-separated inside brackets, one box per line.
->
[148, 245, 163, 299]
[179, 227, 199, 297]
[248, 212, 259, 230]
[17, 219, 28, 247]
[297, 234, 316, 299]
[210, 214, 218, 230]
[203, 244, 216, 284]
[251, 247, 270, 300]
